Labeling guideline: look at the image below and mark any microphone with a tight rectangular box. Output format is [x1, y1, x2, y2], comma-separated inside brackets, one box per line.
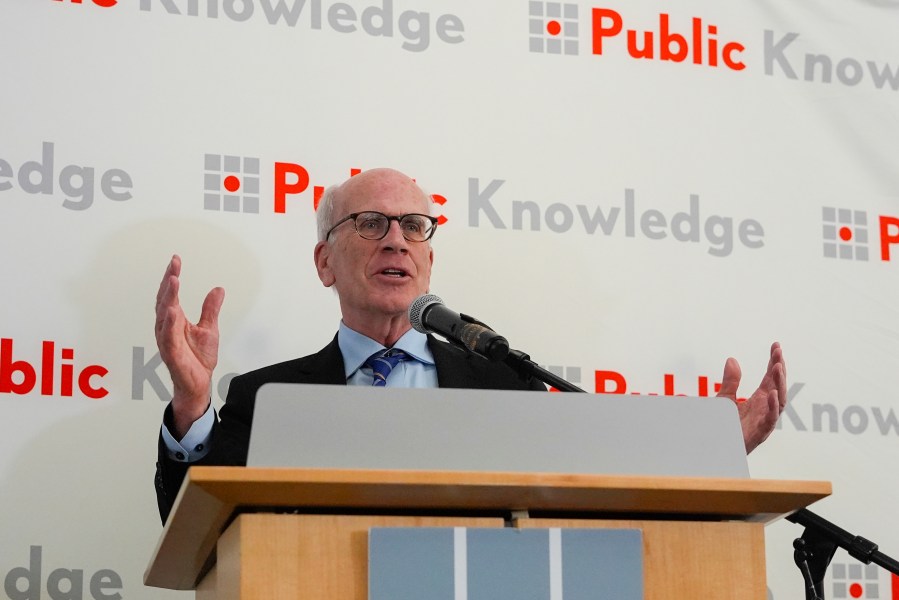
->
[408, 294, 510, 362]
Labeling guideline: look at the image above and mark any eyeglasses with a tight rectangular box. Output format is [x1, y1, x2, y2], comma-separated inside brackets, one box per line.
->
[325, 211, 439, 243]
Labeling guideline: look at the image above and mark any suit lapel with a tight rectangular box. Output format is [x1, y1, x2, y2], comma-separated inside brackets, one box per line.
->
[296, 334, 347, 385]
[429, 336, 489, 389]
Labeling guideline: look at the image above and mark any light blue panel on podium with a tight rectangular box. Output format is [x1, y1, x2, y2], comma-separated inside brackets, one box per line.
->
[369, 528, 643, 600]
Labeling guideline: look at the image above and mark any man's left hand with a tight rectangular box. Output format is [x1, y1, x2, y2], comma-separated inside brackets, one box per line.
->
[716, 342, 787, 454]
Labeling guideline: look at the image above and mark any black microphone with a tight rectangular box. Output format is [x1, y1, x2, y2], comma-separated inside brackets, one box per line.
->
[408, 294, 510, 362]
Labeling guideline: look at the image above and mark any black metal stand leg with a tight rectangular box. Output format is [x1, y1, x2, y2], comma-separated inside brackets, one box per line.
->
[793, 534, 837, 600]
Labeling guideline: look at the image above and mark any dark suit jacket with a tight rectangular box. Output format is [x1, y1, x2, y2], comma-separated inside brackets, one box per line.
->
[155, 334, 546, 522]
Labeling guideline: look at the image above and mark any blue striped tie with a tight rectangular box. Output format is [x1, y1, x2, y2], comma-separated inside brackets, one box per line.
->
[365, 349, 409, 387]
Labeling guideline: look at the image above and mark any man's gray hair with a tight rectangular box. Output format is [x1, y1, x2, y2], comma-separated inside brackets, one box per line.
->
[316, 185, 340, 242]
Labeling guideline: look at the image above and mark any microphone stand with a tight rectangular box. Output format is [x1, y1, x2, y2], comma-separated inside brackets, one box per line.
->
[786, 508, 899, 600]
[446, 319, 584, 392]
[502, 348, 587, 393]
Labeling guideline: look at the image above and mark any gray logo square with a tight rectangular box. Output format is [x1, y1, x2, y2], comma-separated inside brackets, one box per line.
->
[528, 2, 579, 56]
[204, 153, 262, 215]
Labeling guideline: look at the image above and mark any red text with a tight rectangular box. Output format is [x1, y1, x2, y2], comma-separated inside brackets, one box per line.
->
[0, 339, 108, 399]
[53, 0, 117, 7]
[879, 216, 899, 261]
[273, 162, 447, 223]
[595, 369, 733, 398]
[592, 8, 745, 71]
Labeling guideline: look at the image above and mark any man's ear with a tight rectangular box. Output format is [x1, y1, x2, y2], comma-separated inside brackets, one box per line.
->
[314, 241, 335, 287]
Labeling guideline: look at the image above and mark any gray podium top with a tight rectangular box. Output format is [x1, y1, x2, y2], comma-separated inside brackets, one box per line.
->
[248, 383, 749, 479]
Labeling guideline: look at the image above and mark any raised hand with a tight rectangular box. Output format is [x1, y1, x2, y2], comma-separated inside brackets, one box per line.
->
[716, 342, 787, 454]
[154, 255, 225, 438]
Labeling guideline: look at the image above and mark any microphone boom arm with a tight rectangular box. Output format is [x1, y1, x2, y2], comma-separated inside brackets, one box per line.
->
[503, 348, 587, 393]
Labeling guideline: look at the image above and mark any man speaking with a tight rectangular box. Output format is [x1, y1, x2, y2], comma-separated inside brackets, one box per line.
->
[153, 168, 787, 523]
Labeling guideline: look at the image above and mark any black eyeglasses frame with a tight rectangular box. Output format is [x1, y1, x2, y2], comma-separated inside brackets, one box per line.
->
[324, 211, 439, 243]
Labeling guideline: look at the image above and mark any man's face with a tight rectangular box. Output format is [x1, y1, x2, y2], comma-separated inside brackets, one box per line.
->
[314, 169, 434, 329]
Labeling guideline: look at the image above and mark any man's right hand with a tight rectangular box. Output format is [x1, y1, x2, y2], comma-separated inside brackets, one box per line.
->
[155, 255, 225, 439]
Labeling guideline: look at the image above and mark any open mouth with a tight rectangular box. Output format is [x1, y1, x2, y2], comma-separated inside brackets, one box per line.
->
[380, 268, 408, 278]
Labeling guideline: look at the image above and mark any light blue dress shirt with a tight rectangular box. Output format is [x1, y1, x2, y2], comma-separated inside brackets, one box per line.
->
[340, 322, 437, 387]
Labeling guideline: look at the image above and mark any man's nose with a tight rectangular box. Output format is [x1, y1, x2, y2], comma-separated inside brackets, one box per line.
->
[380, 219, 410, 251]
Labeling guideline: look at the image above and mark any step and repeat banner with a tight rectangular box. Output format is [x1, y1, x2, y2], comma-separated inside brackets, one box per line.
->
[2, 0, 898, 598]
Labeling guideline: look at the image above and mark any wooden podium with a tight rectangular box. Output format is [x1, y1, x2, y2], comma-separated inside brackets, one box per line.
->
[145, 466, 830, 599]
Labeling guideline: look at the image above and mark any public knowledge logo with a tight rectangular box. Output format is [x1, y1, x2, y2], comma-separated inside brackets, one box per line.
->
[527, 3, 746, 70]
[201, 153, 333, 216]
[526, 3, 898, 95]
[829, 560, 899, 599]
[821, 206, 899, 262]
[823, 207, 869, 261]
[198, 153, 450, 221]
[204, 154, 261, 214]
[528, 2, 579, 56]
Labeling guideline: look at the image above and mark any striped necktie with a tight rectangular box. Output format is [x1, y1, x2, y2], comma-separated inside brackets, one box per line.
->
[365, 349, 410, 387]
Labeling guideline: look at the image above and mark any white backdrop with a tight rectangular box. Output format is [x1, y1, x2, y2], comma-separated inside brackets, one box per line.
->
[2, 0, 898, 598]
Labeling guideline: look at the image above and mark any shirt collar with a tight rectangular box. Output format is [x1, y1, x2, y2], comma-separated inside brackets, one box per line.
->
[338, 321, 435, 379]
